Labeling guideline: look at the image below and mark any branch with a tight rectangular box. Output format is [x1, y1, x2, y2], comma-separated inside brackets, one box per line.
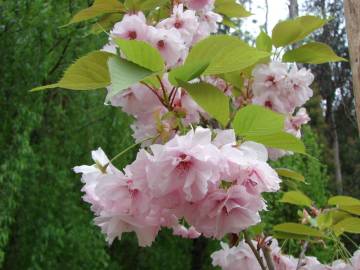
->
[296, 241, 309, 270]
[262, 246, 275, 270]
[243, 232, 267, 270]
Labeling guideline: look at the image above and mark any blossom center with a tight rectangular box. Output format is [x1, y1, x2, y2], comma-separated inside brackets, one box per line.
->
[128, 31, 137, 40]
[157, 40, 165, 49]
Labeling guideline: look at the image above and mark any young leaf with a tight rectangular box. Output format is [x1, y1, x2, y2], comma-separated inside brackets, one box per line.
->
[232, 105, 305, 153]
[272, 19, 302, 48]
[275, 168, 305, 182]
[317, 212, 333, 230]
[293, 16, 328, 43]
[273, 223, 324, 238]
[168, 61, 209, 86]
[339, 205, 360, 216]
[91, 13, 123, 34]
[233, 105, 285, 136]
[178, 81, 230, 127]
[185, 35, 270, 75]
[140, 0, 169, 12]
[282, 42, 347, 64]
[113, 38, 165, 72]
[280, 191, 312, 207]
[247, 132, 306, 154]
[107, 56, 153, 98]
[272, 16, 327, 48]
[328, 196, 360, 206]
[215, 0, 251, 18]
[273, 232, 309, 240]
[332, 217, 360, 236]
[31, 51, 114, 91]
[256, 31, 272, 52]
[66, 0, 125, 25]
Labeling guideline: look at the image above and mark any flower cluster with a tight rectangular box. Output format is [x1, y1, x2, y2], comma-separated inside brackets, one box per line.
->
[250, 62, 314, 160]
[105, 2, 221, 144]
[74, 128, 281, 246]
[211, 240, 360, 270]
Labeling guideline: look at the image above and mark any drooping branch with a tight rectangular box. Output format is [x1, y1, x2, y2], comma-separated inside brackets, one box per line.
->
[243, 232, 267, 270]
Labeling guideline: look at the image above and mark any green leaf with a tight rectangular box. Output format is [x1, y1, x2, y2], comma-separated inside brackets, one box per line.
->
[114, 38, 165, 72]
[272, 16, 327, 48]
[215, 0, 251, 18]
[328, 196, 360, 206]
[317, 212, 333, 230]
[275, 168, 305, 182]
[107, 56, 153, 98]
[233, 105, 285, 136]
[185, 35, 270, 75]
[31, 51, 114, 91]
[232, 105, 305, 153]
[273, 223, 324, 238]
[273, 231, 309, 240]
[332, 217, 360, 236]
[66, 0, 125, 25]
[293, 16, 328, 43]
[220, 72, 243, 89]
[339, 205, 360, 216]
[168, 61, 209, 86]
[280, 191, 312, 207]
[178, 81, 230, 127]
[256, 31, 272, 52]
[140, 0, 169, 11]
[272, 19, 302, 48]
[248, 132, 306, 153]
[91, 13, 123, 34]
[282, 42, 346, 64]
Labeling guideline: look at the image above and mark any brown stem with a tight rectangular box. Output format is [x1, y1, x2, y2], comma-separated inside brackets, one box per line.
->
[243, 232, 267, 270]
[262, 246, 275, 270]
[140, 81, 167, 108]
[296, 241, 309, 270]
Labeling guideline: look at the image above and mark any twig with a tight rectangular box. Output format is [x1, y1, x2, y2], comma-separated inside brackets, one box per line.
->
[262, 245, 275, 270]
[296, 241, 309, 270]
[243, 232, 267, 270]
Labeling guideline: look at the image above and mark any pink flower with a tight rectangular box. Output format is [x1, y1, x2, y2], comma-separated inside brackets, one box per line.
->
[185, 0, 215, 11]
[186, 185, 264, 239]
[74, 148, 160, 246]
[111, 12, 149, 41]
[147, 26, 187, 68]
[351, 250, 360, 270]
[287, 66, 314, 108]
[285, 108, 310, 138]
[172, 224, 201, 239]
[157, 4, 199, 45]
[193, 11, 222, 43]
[146, 127, 221, 202]
[211, 241, 261, 270]
[252, 62, 288, 96]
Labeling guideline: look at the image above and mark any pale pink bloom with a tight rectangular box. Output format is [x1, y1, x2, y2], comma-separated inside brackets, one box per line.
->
[220, 142, 281, 194]
[267, 148, 289, 161]
[172, 224, 201, 239]
[285, 108, 310, 138]
[186, 185, 264, 238]
[211, 241, 261, 270]
[193, 11, 222, 43]
[101, 43, 117, 54]
[287, 66, 314, 108]
[111, 12, 149, 41]
[147, 127, 222, 202]
[185, 0, 215, 11]
[205, 76, 232, 96]
[330, 260, 353, 270]
[252, 92, 293, 114]
[73, 148, 117, 213]
[352, 250, 360, 270]
[157, 4, 199, 45]
[252, 62, 288, 96]
[270, 240, 298, 270]
[147, 26, 187, 68]
[212, 129, 236, 148]
[174, 90, 204, 125]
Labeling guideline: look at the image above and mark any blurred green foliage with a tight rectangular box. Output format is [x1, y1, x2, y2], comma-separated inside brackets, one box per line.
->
[0, 0, 334, 269]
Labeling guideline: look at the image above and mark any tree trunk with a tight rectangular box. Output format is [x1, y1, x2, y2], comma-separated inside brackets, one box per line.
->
[331, 111, 343, 194]
[344, 0, 360, 135]
[191, 237, 208, 270]
[264, 0, 269, 33]
[288, 0, 299, 19]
